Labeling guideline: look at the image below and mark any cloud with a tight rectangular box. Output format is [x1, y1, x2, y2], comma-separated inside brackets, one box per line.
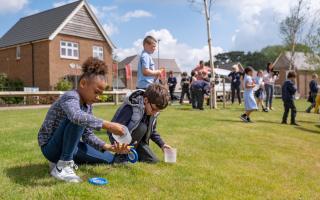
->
[120, 10, 153, 22]
[115, 29, 223, 72]
[219, 0, 320, 50]
[103, 23, 119, 36]
[0, 0, 28, 13]
[52, 0, 76, 8]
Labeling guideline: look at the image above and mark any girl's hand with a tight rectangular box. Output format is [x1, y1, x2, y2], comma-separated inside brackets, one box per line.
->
[103, 121, 126, 136]
[112, 142, 130, 154]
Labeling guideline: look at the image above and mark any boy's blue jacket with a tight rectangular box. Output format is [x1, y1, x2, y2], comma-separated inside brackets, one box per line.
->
[107, 90, 165, 148]
[282, 80, 296, 101]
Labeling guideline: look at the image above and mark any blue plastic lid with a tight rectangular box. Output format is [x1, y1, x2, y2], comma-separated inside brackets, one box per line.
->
[88, 177, 108, 186]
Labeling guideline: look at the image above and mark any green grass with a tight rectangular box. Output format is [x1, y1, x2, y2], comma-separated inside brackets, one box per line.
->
[0, 100, 319, 199]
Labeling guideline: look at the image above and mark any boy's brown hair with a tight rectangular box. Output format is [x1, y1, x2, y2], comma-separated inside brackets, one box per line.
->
[143, 35, 157, 46]
[144, 84, 169, 110]
[287, 71, 296, 79]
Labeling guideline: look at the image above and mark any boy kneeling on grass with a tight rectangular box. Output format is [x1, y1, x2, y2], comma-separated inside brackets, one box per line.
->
[107, 84, 172, 163]
[38, 57, 129, 183]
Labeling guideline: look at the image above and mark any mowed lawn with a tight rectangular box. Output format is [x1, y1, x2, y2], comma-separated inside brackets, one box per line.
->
[0, 99, 319, 200]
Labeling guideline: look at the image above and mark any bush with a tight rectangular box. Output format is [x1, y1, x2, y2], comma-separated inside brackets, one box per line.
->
[55, 79, 73, 91]
[0, 73, 24, 104]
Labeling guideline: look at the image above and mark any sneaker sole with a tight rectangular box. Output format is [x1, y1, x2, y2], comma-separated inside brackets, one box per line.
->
[240, 116, 248, 122]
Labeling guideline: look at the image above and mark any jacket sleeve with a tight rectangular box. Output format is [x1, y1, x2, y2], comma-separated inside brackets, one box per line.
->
[310, 81, 318, 93]
[82, 127, 106, 151]
[150, 120, 165, 148]
[60, 94, 103, 130]
[288, 82, 297, 95]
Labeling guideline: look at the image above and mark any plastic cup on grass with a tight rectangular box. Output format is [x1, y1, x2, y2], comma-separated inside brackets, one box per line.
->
[164, 148, 177, 163]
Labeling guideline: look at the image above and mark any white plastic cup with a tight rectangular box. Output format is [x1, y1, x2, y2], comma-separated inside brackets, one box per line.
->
[164, 148, 177, 163]
[112, 125, 132, 144]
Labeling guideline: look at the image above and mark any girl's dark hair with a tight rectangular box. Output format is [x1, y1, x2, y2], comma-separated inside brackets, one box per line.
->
[182, 72, 188, 76]
[144, 84, 169, 110]
[79, 57, 107, 81]
[244, 67, 253, 74]
[266, 62, 273, 73]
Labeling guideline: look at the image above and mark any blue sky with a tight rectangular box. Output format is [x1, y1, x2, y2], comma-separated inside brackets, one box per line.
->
[0, 0, 319, 70]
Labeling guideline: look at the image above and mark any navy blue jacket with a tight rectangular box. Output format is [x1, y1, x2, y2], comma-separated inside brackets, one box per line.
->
[191, 80, 210, 94]
[228, 72, 242, 86]
[309, 80, 318, 94]
[282, 80, 296, 102]
[168, 77, 177, 88]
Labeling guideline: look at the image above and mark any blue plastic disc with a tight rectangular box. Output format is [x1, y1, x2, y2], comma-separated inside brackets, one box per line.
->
[88, 177, 108, 186]
[127, 148, 138, 163]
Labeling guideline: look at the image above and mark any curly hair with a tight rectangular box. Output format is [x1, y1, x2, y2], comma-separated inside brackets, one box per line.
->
[79, 57, 107, 81]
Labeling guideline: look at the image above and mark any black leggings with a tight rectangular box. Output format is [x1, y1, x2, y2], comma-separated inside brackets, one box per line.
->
[231, 84, 241, 104]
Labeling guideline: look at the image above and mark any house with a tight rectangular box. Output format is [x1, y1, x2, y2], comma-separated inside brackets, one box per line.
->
[0, 0, 115, 90]
[117, 55, 182, 90]
[273, 51, 320, 98]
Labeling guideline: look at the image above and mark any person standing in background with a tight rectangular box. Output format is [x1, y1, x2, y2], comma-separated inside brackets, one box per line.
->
[228, 64, 244, 105]
[306, 73, 318, 113]
[263, 62, 278, 111]
[136, 36, 162, 89]
[167, 71, 177, 101]
[180, 72, 191, 104]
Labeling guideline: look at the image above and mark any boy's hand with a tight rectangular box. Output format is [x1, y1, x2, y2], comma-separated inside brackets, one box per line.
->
[161, 144, 172, 151]
[104, 121, 125, 136]
[104, 142, 130, 154]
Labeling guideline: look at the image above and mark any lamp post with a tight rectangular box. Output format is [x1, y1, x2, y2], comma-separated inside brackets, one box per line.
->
[157, 39, 161, 70]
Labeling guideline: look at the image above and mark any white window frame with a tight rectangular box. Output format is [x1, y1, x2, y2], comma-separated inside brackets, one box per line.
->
[16, 46, 21, 60]
[60, 41, 79, 60]
[92, 46, 104, 61]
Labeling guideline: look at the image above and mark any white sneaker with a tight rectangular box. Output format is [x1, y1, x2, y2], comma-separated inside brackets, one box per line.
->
[49, 161, 56, 173]
[50, 160, 82, 183]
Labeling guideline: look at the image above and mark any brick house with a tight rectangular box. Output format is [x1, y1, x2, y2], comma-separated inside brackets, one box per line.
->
[117, 55, 182, 90]
[273, 51, 320, 98]
[0, 0, 115, 90]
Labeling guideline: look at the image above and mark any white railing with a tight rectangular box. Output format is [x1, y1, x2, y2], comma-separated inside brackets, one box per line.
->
[0, 90, 130, 105]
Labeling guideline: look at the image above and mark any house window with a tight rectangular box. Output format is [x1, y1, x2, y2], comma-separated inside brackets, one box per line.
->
[60, 41, 79, 59]
[93, 46, 103, 61]
[16, 46, 21, 60]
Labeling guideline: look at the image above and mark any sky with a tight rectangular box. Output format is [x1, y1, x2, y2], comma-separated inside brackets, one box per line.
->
[0, 0, 319, 72]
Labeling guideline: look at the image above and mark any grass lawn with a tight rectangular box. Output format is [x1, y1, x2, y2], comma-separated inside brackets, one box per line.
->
[0, 99, 319, 199]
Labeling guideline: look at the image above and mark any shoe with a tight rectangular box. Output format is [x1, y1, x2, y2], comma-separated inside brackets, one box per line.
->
[49, 161, 56, 173]
[240, 114, 248, 122]
[247, 117, 253, 123]
[290, 122, 300, 126]
[113, 154, 128, 164]
[281, 121, 287, 124]
[50, 160, 82, 183]
[262, 108, 269, 112]
[269, 107, 274, 111]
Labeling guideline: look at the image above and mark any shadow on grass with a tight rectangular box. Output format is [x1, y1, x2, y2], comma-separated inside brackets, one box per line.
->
[174, 107, 193, 111]
[214, 118, 244, 123]
[256, 120, 281, 125]
[295, 126, 320, 134]
[5, 163, 57, 187]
